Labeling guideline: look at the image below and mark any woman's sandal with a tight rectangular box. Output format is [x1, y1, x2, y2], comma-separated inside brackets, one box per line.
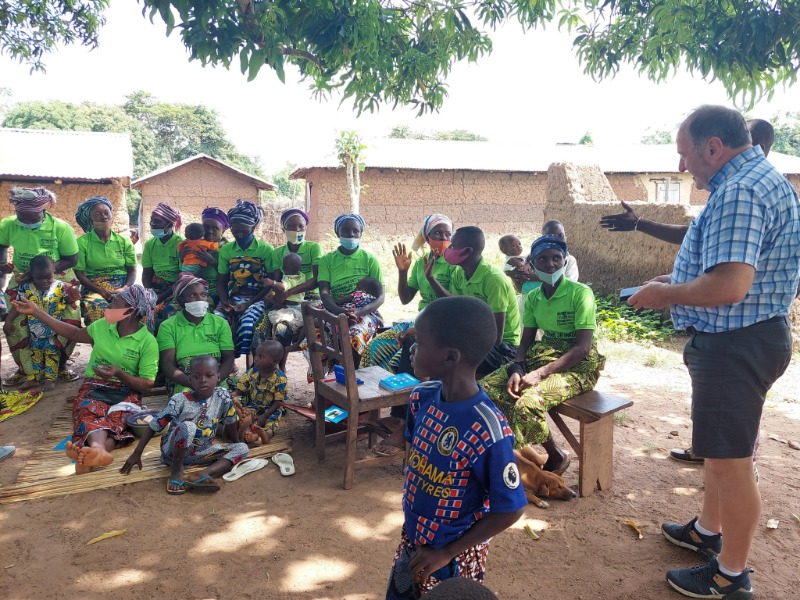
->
[58, 369, 81, 382]
[3, 371, 28, 388]
[185, 475, 221, 493]
[166, 479, 186, 495]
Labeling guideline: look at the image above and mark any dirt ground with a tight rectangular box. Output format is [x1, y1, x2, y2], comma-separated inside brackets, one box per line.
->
[1, 337, 799, 600]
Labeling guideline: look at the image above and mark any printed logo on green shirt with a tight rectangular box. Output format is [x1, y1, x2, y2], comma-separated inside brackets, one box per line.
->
[556, 311, 575, 327]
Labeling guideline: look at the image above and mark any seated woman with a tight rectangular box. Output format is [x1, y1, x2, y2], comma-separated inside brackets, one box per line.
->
[157, 273, 235, 395]
[11, 285, 159, 474]
[480, 235, 604, 472]
[317, 213, 384, 364]
[215, 200, 274, 357]
[360, 213, 457, 456]
[141, 202, 183, 325]
[74, 196, 137, 324]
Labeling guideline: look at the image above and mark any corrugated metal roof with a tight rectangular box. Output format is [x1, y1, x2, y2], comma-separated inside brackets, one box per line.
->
[131, 154, 275, 190]
[0, 127, 133, 181]
[291, 138, 800, 177]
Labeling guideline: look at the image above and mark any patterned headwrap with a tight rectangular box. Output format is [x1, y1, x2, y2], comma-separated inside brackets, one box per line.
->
[75, 196, 113, 233]
[9, 187, 56, 216]
[172, 272, 208, 302]
[201, 207, 230, 230]
[119, 285, 157, 331]
[333, 213, 366, 236]
[152, 202, 182, 230]
[529, 235, 568, 260]
[227, 199, 263, 227]
[280, 208, 309, 229]
[411, 213, 453, 252]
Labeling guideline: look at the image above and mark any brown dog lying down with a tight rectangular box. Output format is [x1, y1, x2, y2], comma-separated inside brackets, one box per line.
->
[514, 447, 577, 508]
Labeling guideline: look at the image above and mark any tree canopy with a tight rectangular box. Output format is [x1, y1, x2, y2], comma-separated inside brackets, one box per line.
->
[641, 129, 674, 145]
[772, 113, 800, 157]
[389, 126, 487, 141]
[3, 1, 800, 113]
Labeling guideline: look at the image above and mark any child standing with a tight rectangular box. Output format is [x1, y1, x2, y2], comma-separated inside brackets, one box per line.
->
[178, 223, 220, 275]
[232, 340, 288, 444]
[3, 255, 81, 392]
[120, 355, 247, 494]
[386, 296, 526, 598]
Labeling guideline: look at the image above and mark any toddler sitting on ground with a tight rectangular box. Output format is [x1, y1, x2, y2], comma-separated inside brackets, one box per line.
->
[178, 223, 219, 275]
[232, 340, 288, 445]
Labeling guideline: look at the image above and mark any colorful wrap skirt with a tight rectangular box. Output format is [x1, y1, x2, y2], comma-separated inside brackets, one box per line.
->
[80, 273, 127, 324]
[72, 378, 142, 447]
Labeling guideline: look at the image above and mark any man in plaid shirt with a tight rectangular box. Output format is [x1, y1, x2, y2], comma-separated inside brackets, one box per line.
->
[630, 105, 800, 599]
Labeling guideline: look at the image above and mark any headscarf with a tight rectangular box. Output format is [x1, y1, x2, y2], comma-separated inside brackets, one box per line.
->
[172, 272, 208, 302]
[201, 207, 230, 230]
[280, 208, 309, 229]
[75, 196, 113, 233]
[411, 213, 452, 252]
[227, 199, 263, 227]
[120, 285, 157, 332]
[152, 202, 182, 230]
[333, 213, 366, 236]
[529, 235, 568, 260]
[9, 187, 56, 216]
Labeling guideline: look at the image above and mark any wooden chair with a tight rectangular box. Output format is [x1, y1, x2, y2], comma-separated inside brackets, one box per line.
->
[302, 302, 411, 489]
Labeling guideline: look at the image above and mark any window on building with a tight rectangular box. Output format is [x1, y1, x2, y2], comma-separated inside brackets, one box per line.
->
[651, 178, 681, 203]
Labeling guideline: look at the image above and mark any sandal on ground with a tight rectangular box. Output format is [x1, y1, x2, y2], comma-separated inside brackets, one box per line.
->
[2, 371, 28, 388]
[553, 456, 571, 476]
[166, 479, 186, 495]
[185, 475, 221, 492]
[222, 458, 269, 482]
[363, 419, 393, 437]
[372, 439, 404, 458]
[58, 369, 80, 382]
[272, 452, 295, 476]
[0, 446, 16, 462]
[669, 447, 704, 463]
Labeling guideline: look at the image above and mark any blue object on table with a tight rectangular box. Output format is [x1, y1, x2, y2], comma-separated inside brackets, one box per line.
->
[379, 373, 420, 391]
[333, 364, 363, 385]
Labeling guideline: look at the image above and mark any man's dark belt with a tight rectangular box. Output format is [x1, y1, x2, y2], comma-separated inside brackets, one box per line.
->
[685, 314, 787, 335]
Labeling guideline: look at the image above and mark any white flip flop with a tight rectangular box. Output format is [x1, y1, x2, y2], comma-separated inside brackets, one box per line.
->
[222, 457, 270, 482]
[272, 452, 295, 476]
[0, 445, 16, 462]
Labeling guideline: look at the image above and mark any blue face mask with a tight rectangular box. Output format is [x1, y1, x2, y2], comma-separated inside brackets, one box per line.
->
[237, 234, 255, 247]
[339, 237, 360, 250]
[150, 228, 167, 238]
[19, 221, 43, 230]
[534, 266, 565, 286]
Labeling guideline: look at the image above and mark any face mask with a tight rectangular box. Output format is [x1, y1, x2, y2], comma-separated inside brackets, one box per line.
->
[534, 266, 566, 286]
[339, 237, 360, 250]
[444, 246, 471, 265]
[19, 221, 43, 230]
[284, 230, 305, 244]
[428, 239, 451, 256]
[184, 301, 208, 318]
[104, 307, 132, 324]
[237, 234, 255, 247]
[150, 228, 167, 238]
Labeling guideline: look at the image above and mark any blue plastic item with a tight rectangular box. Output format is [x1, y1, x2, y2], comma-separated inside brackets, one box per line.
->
[333, 364, 363, 385]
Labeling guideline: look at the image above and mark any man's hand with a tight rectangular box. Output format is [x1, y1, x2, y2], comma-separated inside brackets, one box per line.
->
[600, 200, 640, 232]
[409, 545, 451, 586]
[628, 282, 670, 309]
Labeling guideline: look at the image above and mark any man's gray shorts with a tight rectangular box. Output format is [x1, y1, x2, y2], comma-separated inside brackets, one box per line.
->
[684, 316, 792, 459]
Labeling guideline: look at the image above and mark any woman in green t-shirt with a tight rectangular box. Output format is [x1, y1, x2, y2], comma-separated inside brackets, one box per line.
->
[74, 197, 137, 324]
[12, 285, 159, 474]
[157, 273, 235, 395]
[141, 202, 183, 324]
[0, 187, 80, 386]
[317, 213, 384, 361]
[480, 235, 605, 473]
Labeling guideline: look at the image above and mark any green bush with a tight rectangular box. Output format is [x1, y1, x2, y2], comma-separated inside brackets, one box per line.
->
[595, 293, 675, 343]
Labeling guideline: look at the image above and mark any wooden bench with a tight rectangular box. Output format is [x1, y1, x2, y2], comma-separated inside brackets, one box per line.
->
[548, 391, 632, 497]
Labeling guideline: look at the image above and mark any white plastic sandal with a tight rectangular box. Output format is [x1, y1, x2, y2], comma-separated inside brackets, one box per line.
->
[0, 446, 15, 462]
[272, 453, 295, 476]
[222, 457, 269, 481]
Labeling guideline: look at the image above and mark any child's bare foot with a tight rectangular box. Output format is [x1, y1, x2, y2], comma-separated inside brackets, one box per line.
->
[243, 430, 260, 444]
[79, 446, 113, 468]
[257, 427, 273, 445]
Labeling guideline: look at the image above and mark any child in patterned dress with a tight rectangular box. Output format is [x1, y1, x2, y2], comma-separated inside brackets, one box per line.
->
[386, 296, 526, 598]
[120, 355, 248, 494]
[335, 276, 383, 315]
[3, 255, 80, 392]
[232, 340, 288, 445]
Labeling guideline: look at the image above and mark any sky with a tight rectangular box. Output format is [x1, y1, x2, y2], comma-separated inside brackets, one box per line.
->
[2, 2, 800, 174]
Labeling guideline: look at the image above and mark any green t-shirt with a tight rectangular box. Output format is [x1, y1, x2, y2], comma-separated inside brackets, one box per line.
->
[317, 248, 384, 301]
[76, 230, 137, 278]
[141, 233, 183, 283]
[85, 319, 159, 381]
[271, 241, 323, 277]
[156, 311, 234, 363]
[0, 213, 79, 273]
[450, 258, 521, 346]
[200, 239, 225, 284]
[408, 254, 458, 310]
[522, 278, 597, 344]
[217, 238, 273, 298]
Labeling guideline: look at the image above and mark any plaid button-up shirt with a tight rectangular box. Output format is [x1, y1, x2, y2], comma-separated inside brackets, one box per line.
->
[671, 146, 800, 333]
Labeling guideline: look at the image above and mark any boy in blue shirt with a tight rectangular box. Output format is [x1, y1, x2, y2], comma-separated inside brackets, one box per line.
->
[386, 296, 527, 599]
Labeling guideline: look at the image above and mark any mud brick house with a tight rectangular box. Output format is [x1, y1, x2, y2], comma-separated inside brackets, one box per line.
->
[0, 128, 133, 233]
